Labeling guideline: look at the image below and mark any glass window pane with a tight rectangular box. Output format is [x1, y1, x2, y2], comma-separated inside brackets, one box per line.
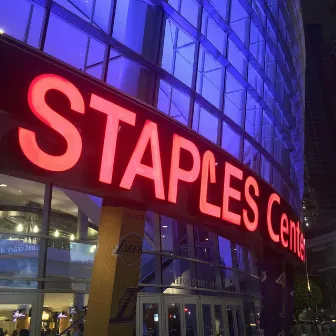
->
[161, 216, 190, 257]
[142, 212, 158, 252]
[195, 262, 217, 290]
[0, 233, 39, 288]
[235, 244, 245, 271]
[140, 253, 161, 285]
[202, 11, 227, 53]
[194, 227, 213, 262]
[273, 168, 282, 194]
[157, 81, 190, 125]
[221, 268, 238, 292]
[243, 141, 260, 174]
[224, 73, 246, 126]
[245, 95, 262, 142]
[106, 50, 154, 103]
[0, 174, 45, 234]
[0, 0, 32, 41]
[181, 0, 200, 27]
[27, 4, 45, 48]
[163, 259, 195, 294]
[46, 239, 96, 282]
[231, 18, 249, 46]
[221, 123, 241, 160]
[262, 113, 274, 155]
[193, 105, 218, 144]
[218, 236, 232, 267]
[261, 155, 272, 183]
[44, 14, 89, 69]
[227, 40, 248, 78]
[197, 48, 224, 109]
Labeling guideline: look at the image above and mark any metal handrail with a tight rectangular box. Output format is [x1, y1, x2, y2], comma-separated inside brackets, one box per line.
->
[57, 313, 86, 336]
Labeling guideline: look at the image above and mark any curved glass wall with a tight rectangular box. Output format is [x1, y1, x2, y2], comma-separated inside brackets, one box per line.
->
[0, 0, 305, 216]
[0, 0, 304, 333]
[0, 173, 260, 335]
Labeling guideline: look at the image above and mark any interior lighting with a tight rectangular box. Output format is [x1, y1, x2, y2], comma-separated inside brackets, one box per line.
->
[42, 311, 50, 321]
[16, 224, 24, 232]
[306, 223, 309, 227]
[0, 29, 4, 35]
[0, 184, 7, 187]
[54, 230, 60, 238]
[162, 225, 168, 228]
[70, 234, 75, 241]
[33, 225, 39, 233]
[90, 245, 96, 253]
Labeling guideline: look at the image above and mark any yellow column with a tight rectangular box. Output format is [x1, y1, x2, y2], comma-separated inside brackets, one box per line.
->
[58, 308, 70, 334]
[15, 316, 29, 332]
[85, 206, 145, 336]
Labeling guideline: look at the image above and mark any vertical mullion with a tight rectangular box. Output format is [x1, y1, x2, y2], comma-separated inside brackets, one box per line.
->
[24, 3, 34, 44]
[83, 0, 98, 72]
[153, 213, 162, 292]
[38, 183, 52, 289]
[39, 0, 53, 51]
[168, 25, 180, 117]
[102, 0, 118, 82]
[152, 7, 166, 108]
[188, 3, 203, 128]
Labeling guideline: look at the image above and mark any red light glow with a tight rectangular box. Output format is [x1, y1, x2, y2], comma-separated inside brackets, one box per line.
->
[168, 134, 200, 204]
[199, 150, 221, 218]
[267, 193, 280, 243]
[90, 93, 136, 184]
[243, 176, 259, 232]
[120, 120, 165, 200]
[222, 162, 243, 225]
[19, 74, 85, 171]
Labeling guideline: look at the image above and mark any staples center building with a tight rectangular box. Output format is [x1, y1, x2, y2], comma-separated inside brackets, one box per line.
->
[0, 0, 305, 335]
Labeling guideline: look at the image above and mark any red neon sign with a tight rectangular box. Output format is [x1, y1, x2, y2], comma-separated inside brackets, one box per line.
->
[19, 74, 85, 171]
[15, 74, 305, 262]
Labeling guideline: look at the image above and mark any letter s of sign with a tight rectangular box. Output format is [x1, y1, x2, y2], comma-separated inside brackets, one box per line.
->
[19, 74, 85, 171]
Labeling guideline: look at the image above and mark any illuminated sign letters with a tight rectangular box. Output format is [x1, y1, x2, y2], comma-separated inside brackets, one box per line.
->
[0, 38, 304, 263]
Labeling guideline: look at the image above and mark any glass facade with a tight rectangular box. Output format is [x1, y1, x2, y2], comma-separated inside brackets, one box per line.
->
[0, 0, 305, 334]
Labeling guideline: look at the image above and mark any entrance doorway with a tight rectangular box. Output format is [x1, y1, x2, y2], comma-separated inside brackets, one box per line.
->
[0, 293, 42, 336]
[136, 294, 246, 336]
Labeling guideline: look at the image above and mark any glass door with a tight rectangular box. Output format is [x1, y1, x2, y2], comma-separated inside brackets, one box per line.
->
[137, 294, 162, 336]
[201, 298, 228, 336]
[164, 297, 182, 336]
[183, 297, 199, 336]
[164, 296, 200, 336]
[0, 292, 41, 336]
[226, 300, 245, 336]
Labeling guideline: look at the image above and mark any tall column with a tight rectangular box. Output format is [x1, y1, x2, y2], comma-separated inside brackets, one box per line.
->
[85, 205, 145, 336]
[15, 305, 30, 332]
[59, 307, 70, 334]
[72, 209, 88, 321]
[259, 246, 294, 335]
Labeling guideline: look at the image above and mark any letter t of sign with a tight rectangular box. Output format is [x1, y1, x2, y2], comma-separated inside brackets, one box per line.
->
[90, 94, 136, 184]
